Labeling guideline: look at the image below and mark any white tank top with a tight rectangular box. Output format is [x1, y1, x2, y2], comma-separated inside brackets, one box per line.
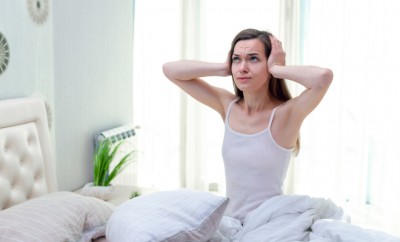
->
[222, 98, 293, 221]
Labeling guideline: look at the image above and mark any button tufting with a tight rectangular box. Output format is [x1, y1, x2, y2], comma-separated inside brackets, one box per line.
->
[0, 98, 59, 209]
[26, 136, 33, 146]
[34, 175, 43, 181]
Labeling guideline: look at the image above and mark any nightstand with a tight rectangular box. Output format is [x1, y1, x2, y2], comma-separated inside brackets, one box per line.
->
[75, 185, 158, 206]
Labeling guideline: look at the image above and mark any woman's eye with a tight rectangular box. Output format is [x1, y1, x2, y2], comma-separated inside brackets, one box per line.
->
[232, 57, 240, 63]
[250, 56, 259, 62]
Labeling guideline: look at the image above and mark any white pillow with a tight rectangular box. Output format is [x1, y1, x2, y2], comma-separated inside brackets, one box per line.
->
[106, 189, 229, 242]
[0, 191, 114, 242]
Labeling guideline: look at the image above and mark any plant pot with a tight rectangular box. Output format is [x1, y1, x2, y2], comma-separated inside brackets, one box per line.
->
[80, 182, 114, 201]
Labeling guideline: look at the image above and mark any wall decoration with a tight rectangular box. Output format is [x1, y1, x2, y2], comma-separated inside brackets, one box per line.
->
[27, 0, 49, 25]
[0, 32, 10, 75]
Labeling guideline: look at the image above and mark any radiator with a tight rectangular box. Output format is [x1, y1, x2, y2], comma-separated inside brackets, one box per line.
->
[95, 124, 138, 186]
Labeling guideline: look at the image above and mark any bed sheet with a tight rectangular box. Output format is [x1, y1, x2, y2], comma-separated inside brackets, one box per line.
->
[208, 195, 400, 242]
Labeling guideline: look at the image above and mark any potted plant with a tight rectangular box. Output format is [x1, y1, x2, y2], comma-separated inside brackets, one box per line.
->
[81, 138, 134, 200]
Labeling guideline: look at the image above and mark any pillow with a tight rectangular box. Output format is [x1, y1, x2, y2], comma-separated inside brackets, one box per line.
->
[106, 188, 229, 242]
[0, 191, 114, 242]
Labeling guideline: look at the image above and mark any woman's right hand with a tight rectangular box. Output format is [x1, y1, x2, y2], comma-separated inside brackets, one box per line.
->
[221, 51, 232, 77]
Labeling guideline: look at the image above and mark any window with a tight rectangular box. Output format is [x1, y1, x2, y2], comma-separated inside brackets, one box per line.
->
[132, 0, 182, 189]
[292, 0, 400, 235]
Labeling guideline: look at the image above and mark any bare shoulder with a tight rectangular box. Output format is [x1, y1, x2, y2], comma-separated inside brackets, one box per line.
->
[218, 92, 238, 120]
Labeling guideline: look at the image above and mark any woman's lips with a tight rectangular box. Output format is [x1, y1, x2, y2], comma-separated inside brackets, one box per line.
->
[236, 77, 251, 83]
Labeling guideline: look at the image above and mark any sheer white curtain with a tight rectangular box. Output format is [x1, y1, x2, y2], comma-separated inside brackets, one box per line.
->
[288, 0, 400, 235]
[132, 0, 182, 190]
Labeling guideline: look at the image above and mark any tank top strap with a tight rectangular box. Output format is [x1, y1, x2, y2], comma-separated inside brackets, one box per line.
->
[267, 105, 280, 130]
[225, 97, 241, 122]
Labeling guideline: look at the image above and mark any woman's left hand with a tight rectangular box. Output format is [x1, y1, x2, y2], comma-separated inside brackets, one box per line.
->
[267, 35, 286, 70]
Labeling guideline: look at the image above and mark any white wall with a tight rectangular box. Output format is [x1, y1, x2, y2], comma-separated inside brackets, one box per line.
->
[0, 0, 134, 191]
[0, 0, 55, 103]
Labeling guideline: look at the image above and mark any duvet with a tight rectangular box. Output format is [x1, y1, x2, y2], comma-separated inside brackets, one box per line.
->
[209, 195, 400, 242]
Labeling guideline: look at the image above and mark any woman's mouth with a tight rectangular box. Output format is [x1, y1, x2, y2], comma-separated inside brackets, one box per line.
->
[236, 77, 251, 82]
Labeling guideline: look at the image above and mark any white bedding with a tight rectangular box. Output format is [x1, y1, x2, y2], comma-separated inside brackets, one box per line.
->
[209, 195, 400, 242]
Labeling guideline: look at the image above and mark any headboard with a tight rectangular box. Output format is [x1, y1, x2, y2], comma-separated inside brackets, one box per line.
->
[0, 97, 57, 210]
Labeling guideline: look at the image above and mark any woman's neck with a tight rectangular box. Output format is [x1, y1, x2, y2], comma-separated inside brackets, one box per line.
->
[241, 90, 277, 113]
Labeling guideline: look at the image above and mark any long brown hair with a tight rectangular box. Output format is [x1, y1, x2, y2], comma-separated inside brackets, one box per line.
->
[229, 28, 300, 155]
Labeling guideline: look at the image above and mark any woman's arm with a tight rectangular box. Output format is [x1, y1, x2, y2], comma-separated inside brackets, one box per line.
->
[269, 65, 333, 115]
[162, 60, 235, 116]
[266, 35, 333, 149]
[163, 60, 229, 81]
[268, 35, 333, 118]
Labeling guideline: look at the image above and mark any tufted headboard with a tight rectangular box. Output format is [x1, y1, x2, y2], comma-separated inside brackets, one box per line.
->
[0, 97, 57, 210]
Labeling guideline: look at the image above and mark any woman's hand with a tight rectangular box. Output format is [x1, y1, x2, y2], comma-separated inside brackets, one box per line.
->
[222, 51, 232, 77]
[267, 35, 286, 71]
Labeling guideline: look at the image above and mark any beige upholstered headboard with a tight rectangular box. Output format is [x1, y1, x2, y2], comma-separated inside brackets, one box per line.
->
[0, 97, 57, 210]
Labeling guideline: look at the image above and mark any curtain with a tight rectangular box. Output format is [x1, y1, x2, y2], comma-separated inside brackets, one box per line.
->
[132, 0, 182, 190]
[287, 0, 400, 235]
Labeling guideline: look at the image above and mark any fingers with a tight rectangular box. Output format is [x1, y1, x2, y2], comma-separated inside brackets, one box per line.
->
[269, 34, 282, 48]
[269, 34, 276, 48]
[270, 35, 285, 58]
[268, 34, 286, 67]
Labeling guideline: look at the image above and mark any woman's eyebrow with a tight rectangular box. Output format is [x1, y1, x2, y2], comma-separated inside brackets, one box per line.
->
[232, 52, 260, 56]
[247, 52, 260, 56]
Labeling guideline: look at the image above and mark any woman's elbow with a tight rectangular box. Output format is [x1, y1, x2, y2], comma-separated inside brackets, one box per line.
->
[162, 62, 172, 79]
[319, 68, 333, 88]
[162, 62, 178, 83]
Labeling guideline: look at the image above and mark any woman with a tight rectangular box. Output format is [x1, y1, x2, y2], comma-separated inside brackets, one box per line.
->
[162, 28, 333, 222]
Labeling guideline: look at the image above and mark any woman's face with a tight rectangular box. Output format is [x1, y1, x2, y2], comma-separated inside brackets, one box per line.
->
[231, 38, 269, 93]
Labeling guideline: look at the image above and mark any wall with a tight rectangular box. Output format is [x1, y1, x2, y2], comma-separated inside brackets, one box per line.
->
[0, 0, 134, 191]
[0, 0, 55, 103]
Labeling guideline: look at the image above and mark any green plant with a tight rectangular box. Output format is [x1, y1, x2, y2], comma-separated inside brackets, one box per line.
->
[130, 190, 141, 199]
[93, 139, 134, 186]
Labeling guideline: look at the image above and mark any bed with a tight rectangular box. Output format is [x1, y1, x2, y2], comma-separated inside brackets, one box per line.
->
[0, 97, 230, 242]
[0, 97, 117, 241]
[1, 97, 399, 242]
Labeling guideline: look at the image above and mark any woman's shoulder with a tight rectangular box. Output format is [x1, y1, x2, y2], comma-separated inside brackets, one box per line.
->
[219, 94, 240, 120]
[224, 95, 240, 108]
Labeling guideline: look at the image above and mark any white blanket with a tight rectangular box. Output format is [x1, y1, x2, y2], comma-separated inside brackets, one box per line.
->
[209, 195, 400, 242]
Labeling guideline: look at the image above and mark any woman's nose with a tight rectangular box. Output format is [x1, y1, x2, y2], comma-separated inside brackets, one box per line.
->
[240, 60, 248, 73]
